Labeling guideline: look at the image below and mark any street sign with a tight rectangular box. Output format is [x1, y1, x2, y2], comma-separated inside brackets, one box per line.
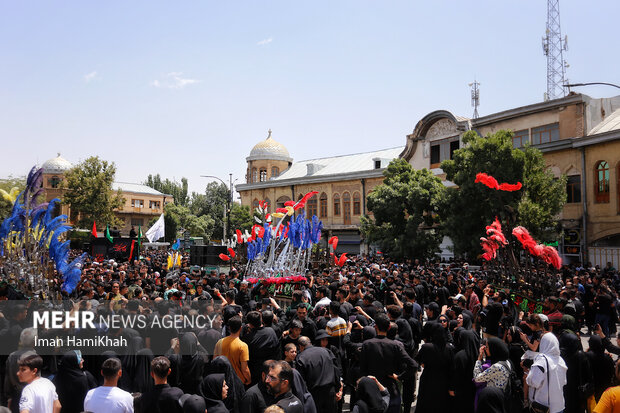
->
[564, 229, 580, 245]
[563, 245, 581, 255]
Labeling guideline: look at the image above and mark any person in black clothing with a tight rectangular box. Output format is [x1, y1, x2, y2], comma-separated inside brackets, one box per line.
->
[586, 335, 615, 402]
[415, 322, 455, 413]
[360, 313, 417, 413]
[451, 328, 479, 413]
[296, 336, 341, 413]
[129, 226, 137, 238]
[137, 356, 183, 413]
[242, 311, 281, 385]
[178, 394, 207, 413]
[240, 360, 275, 413]
[198, 373, 229, 413]
[294, 306, 317, 342]
[266, 361, 303, 413]
[52, 350, 97, 413]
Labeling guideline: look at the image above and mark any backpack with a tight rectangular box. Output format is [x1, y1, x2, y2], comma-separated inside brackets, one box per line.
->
[498, 360, 526, 413]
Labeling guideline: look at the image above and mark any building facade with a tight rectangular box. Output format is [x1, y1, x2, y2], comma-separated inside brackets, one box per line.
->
[40, 154, 173, 236]
[401, 93, 620, 267]
[236, 131, 403, 254]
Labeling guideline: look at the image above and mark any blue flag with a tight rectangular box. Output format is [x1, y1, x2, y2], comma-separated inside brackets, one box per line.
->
[171, 239, 180, 250]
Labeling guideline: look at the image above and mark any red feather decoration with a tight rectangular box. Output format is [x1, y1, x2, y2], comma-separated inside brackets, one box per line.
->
[541, 245, 562, 269]
[227, 248, 236, 259]
[284, 200, 296, 207]
[498, 182, 523, 192]
[294, 191, 319, 210]
[219, 253, 230, 261]
[236, 229, 243, 244]
[337, 253, 348, 267]
[475, 173, 500, 190]
[257, 226, 265, 238]
[328, 236, 339, 251]
[276, 208, 288, 214]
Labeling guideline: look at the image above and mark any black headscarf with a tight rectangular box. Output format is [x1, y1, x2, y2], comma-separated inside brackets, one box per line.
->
[588, 336, 604, 355]
[181, 394, 207, 413]
[486, 338, 509, 364]
[120, 336, 149, 392]
[429, 321, 447, 350]
[458, 329, 480, 365]
[355, 377, 385, 413]
[477, 386, 506, 413]
[199, 373, 228, 413]
[461, 313, 473, 330]
[209, 356, 244, 412]
[427, 302, 440, 321]
[52, 351, 96, 413]
[173, 333, 206, 394]
[361, 326, 376, 341]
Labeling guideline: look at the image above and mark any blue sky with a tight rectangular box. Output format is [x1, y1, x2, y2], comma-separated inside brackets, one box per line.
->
[1, 1, 618, 195]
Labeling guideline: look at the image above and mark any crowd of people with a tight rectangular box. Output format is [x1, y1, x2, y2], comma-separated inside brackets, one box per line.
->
[0, 249, 620, 413]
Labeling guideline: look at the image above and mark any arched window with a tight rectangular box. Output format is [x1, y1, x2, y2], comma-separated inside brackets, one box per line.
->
[319, 192, 328, 218]
[276, 196, 291, 209]
[253, 199, 260, 211]
[252, 168, 258, 183]
[353, 192, 361, 215]
[49, 176, 61, 189]
[342, 192, 351, 224]
[271, 166, 279, 178]
[260, 169, 267, 182]
[595, 161, 610, 203]
[333, 193, 341, 216]
[264, 198, 271, 213]
[306, 193, 318, 218]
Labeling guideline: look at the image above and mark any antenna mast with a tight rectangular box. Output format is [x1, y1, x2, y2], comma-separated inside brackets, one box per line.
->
[469, 80, 480, 119]
[542, 0, 568, 100]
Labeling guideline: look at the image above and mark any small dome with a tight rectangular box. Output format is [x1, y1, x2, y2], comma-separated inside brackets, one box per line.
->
[42, 153, 73, 174]
[247, 130, 292, 162]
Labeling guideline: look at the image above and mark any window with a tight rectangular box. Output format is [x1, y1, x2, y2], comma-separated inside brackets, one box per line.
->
[531, 123, 559, 145]
[131, 218, 143, 226]
[319, 193, 328, 218]
[512, 129, 529, 148]
[276, 196, 290, 209]
[271, 167, 279, 178]
[49, 176, 61, 188]
[595, 161, 610, 203]
[566, 175, 581, 203]
[430, 145, 440, 165]
[252, 168, 258, 183]
[132, 199, 144, 208]
[264, 198, 271, 213]
[260, 169, 267, 182]
[342, 192, 351, 225]
[333, 193, 341, 216]
[374, 160, 381, 169]
[430, 137, 459, 167]
[149, 200, 161, 209]
[306, 195, 318, 218]
[353, 192, 361, 215]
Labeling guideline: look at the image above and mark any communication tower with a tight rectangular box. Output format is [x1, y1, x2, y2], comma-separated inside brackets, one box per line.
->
[542, 0, 569, 100]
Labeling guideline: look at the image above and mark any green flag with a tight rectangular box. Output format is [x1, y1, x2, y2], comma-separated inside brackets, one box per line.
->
[544, 241, 559, 247]
[105, 224, 113, 243]
[137, 225, 143, 250]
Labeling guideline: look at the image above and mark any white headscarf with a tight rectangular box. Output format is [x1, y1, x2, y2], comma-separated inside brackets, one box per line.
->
[530, 332, 567, 413]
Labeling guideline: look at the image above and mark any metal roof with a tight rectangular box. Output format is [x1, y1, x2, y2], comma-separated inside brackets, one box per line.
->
[588, 108, 620, 135]
[272, 147, 404, 181]
[112, 182, 170, 196]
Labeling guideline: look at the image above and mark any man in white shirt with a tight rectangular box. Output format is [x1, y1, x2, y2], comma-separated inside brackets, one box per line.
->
[16, 354, 61, 413]
[84, 358, 134, 413]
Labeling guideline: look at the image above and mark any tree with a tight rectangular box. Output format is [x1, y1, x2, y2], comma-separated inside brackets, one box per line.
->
[63, 157, 125, 228]
[441, 130, 566, 258]
[229, 203, 254, 233]
[361, 158, 446, 260]
[144, 174, 189, 206]
[0, 175, 26, 221]
[191, 182, 230, 240]
[150, 203, 215, 242]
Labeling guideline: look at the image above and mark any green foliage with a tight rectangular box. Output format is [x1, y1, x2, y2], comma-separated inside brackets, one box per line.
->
[361, 158, 446, 260]
[230, 203, 254, 232]
[62, 157, 125, 229]
[441, 130, 566, 258]
[144, 174, 189, 206]
[151, 203, 215, 242]
[0, 175, 26, 221]
[191, 182, 230, 240]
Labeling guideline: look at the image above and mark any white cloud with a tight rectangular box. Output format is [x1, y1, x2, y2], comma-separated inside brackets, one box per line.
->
[83, 71, 98, 82]
[151, 72, 201, 89]
[257, 37, 273, 46]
